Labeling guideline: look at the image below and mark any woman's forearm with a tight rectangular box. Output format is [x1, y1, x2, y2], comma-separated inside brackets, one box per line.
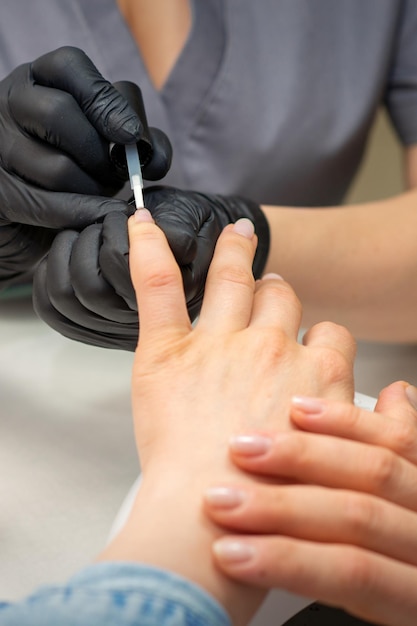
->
[263, 188, 417, 341]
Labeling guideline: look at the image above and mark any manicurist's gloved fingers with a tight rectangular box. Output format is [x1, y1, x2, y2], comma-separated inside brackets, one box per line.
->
[4, 129, 115, 195]
[33, 252, 139, 350]
[289, 383, 417, 465]
[35, 231, 136, 331]
[211, 534, 417, 626]
[33, 256, 110, 345]
[197, 219, 257, 333]
[141, 127, 173, 181]
[127, 209, 190, 340]
[31, 47, 141, 145]
[99, 211, 137, 311]
[9, 81, 118, 182]
[0, 170, 129, 228]
[67, 224, 136, 323]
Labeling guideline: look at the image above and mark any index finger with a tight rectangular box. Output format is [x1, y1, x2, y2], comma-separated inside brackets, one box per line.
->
[128, 210, 191, 338]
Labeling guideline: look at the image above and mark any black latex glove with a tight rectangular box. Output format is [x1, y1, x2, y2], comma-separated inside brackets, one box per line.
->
[0, 46, 170, 289]
[32, 186, 270, 351]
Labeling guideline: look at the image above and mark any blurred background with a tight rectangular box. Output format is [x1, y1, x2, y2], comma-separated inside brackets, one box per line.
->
[346, 108, 403, 203]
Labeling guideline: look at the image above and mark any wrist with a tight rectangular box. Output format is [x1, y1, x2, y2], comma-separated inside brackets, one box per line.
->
[98, 464, 265, 625]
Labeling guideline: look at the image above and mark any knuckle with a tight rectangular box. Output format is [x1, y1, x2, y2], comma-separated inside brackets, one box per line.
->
[274, 432, 307, 468]
[141, 266, 180, 292]
[316, 346, 351, 386]
[368, 449, 397, 491]
[214, 264, 254, 290]
[44, 154, 75, 189]
[392, 421, 417, 457]
[341, 548, 376, 600]
[30, 89, 73, 125]
[251, 327, 291, 367]
[344, 493, 377, 538]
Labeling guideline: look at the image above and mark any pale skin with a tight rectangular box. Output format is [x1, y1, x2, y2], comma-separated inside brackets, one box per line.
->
[205, 380, 417, 626]
[97, 211, 356, 626]
[116, 0, 417, 342]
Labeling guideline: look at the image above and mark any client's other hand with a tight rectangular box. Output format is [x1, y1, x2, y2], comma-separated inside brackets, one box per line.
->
[206, 382, 417, 626]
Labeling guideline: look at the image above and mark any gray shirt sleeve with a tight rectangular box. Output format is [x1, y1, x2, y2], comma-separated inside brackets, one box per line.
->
[385, 0, 417, 145]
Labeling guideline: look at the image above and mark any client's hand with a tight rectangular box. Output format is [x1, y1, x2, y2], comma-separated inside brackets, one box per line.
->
[98, 209, 356, 626]
[129, 219, 355, 476]
[206, 380, 417, 626]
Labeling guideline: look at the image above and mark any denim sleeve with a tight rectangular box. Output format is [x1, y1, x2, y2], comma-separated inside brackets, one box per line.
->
[0, 562, 231, 626]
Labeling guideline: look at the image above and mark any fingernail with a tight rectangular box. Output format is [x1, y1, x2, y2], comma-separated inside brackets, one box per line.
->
[232, 218, 255, 239]
[405, 385, 417, 411]
[213, 539, 256, 563]
[291, 396, 325, 415]
[229, 434, 272, 455]
[204, 486, 247, 508]
[261, 273, 284, 281]
[134, 208, 154, 223]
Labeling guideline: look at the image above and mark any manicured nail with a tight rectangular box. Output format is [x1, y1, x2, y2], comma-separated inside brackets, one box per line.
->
[405, 385, 417, 411]
[229, 434, 272, 455]
[232, 218, 255, 239]
[204, 486, 247, 508]
[261, 273, 284, 281]
[213, 539, 256, 563]
[134, 208, 154, 223]
[291, 396, 325, 415]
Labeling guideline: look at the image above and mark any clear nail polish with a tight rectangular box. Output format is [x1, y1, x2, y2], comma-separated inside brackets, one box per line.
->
[205, 486, 246, 508]
[291, 396, 325, 415]
[213, 539, 256, 563]
[229, 434, 272, 455]
[232, 218, 255, 239]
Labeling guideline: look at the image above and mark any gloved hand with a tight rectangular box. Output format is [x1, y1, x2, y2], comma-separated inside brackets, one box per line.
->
[0, 46, 171, 289]
[32, 186, 270, 351]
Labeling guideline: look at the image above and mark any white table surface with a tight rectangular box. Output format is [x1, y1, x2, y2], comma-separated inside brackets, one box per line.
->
[0, 295, 138, 599]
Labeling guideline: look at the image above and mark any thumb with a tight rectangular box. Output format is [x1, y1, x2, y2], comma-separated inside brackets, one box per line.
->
[4, 180, 130, 229]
